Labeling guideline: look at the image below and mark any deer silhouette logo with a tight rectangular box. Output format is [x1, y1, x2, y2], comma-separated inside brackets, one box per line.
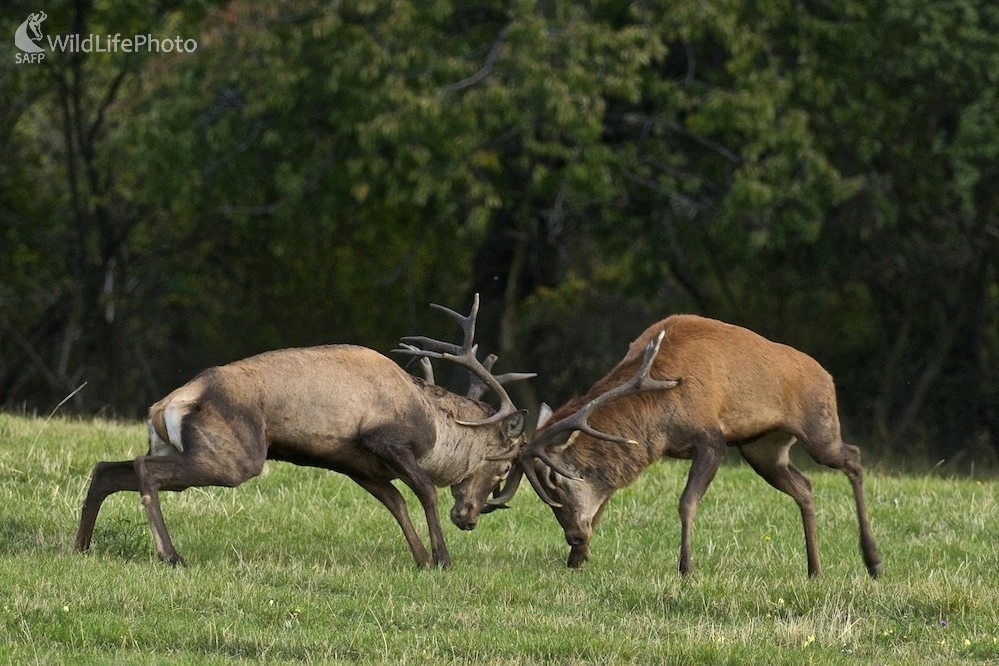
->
[15, 11, 47, 54]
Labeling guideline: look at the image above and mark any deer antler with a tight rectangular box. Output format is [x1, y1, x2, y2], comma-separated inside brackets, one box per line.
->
[520, 330, 680, 507]
[482, 403, 554, 510]
[394, 293, 535, 427]
[534, 330, 677, 448]
[397, 343, 435, 384]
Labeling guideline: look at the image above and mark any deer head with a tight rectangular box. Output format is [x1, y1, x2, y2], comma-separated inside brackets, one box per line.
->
[395, 293, 534, 529]
[490, 332, 678, 536]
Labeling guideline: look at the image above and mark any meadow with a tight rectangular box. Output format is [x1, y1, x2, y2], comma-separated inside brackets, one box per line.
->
[1, 412, 996, 664]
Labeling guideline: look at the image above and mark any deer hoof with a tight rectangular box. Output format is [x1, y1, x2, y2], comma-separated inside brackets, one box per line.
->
[566, 545, 588, 568]
[159, 552, 186, 567]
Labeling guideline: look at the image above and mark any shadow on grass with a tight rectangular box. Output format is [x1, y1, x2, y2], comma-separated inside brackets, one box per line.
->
[0, 517, 55, 556]
[0, 515, 152, 561]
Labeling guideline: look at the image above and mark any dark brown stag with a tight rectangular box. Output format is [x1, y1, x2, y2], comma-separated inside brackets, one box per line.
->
[74, 295, 533, 568]
[495, 314, 881, 578]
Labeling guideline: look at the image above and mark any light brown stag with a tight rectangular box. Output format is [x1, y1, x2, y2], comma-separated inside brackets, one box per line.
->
[495, 314, 881, 578]
[74, 295, 533, 568]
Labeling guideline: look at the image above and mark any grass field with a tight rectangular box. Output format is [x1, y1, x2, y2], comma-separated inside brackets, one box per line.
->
[1, 412, 997, 664]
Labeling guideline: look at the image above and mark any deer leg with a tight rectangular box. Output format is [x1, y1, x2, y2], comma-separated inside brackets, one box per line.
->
[841, 443, 882, 578]
[132, 443, 265, 566]
[74, 460, 141, 553]
[391, 459, 450, 569]
[361, 429, 450, 569]
[134, 457, 184, 566]
[677, 434, 725, 576]
[740, 435, 822, 577]
[800, 436, 882, 579]
[351, 476, 432, 568]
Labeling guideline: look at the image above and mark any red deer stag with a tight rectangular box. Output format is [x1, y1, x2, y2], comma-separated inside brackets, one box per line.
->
[494, 314, 881, 578]
[74, 295, 533, 568]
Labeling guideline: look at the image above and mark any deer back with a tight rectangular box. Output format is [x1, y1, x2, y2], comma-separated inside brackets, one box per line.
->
[149, 345, 438, 456]
[545, 315, 837, 483]
[148, 344, 513, 486]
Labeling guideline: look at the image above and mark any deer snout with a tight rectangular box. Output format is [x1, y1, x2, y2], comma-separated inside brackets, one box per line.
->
[450, 505, 478, 531]
[563, 529, 589, 547]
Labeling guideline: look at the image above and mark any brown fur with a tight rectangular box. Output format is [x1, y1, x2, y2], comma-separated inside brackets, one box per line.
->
[531, 315, 882, 578]
[74, 344, 526, 569]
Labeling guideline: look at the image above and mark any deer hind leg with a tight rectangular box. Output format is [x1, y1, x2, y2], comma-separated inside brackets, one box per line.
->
[837, 443, 882, 578]
[133, 449, 264, 565]
[677, 432, 726, 576]
[740, 434, 821, 577]
[74, 460, 141, 553]
[135, 411, 266, 566]
[846, 444, 882, 577]
[352, 476, 432, 568]
[799, 430, 882, 579]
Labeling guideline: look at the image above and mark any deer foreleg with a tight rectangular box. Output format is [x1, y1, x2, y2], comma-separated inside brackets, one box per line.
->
[352, 476, 432, 568]
[362, 428, 451, 569]
[394, 462, 449, 569]
[677, 435, 725, 576]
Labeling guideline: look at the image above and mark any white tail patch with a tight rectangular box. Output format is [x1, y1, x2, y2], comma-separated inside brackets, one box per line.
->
[162, 394, 199, 454]
[148, 421, 176, 457]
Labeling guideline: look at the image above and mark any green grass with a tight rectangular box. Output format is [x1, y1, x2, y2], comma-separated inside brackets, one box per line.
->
[1, 412, 997, 664]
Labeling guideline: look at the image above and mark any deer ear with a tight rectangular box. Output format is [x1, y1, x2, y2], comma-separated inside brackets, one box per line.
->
[501, 409, 527, 439]
[536, 402, 554, 429]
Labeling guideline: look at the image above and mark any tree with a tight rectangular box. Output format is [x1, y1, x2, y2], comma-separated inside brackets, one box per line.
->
[1, 0, 995, 468]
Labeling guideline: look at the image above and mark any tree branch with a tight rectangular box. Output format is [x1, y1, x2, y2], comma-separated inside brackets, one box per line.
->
[438, 26, 509, 97]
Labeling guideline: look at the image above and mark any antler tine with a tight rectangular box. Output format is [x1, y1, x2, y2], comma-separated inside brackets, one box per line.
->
[429, 292, 478, 351]
[481, 466, 522, 512]
[397, 294, 534, 428]
[396, 293, 479, 359]
[522, 451, 566, 507]
[466, 353, 498, 401]
[396, 335, 462, 357]
[493, 372, 538, 384]
[531, 330, 678, 451]
[466, 356, 537, 402]
[485, 401, 554, 510]
[396, 343, 435, 384]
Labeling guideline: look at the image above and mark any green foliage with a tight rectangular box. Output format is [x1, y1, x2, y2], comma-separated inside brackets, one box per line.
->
[2, 414, 999, 663]
[0, 0, 996, 466]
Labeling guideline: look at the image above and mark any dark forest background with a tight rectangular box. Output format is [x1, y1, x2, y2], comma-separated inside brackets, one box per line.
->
[1, 0, 996, 471]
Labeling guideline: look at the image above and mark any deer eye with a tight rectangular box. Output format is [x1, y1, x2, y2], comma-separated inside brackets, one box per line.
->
[547, 467, 560, 488]
[490, 462, 511, 482]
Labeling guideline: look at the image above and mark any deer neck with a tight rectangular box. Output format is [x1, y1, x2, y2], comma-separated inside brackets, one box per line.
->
[568, 427, 666, 489]
[413, 380, 497, 485]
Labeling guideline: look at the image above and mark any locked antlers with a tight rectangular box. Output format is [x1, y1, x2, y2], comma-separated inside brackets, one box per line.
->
[516, 330, 680, 507]
[394, 293, 535, 426]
